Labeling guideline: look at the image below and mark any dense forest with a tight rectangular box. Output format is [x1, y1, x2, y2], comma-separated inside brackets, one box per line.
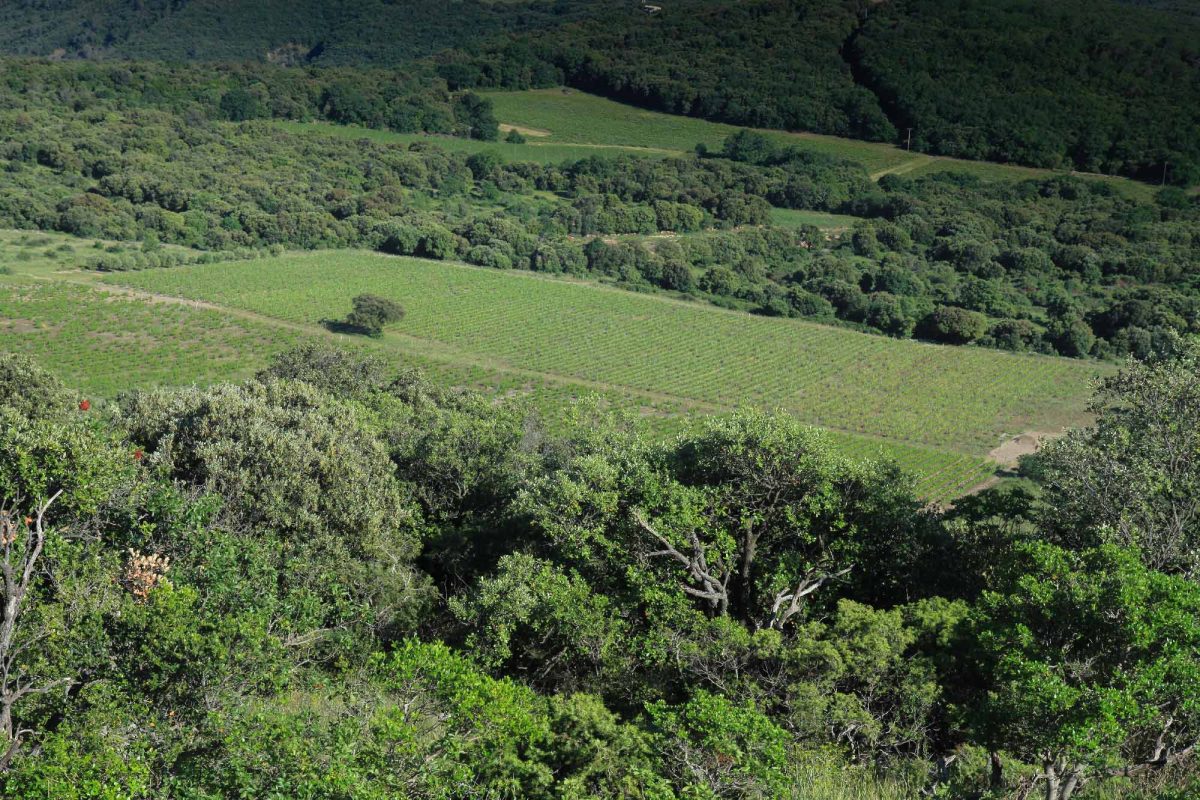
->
[1, 339, 1199, 799]
[0, 0, 599, 64]
[1, 60, 1198, 360]
[2, 1, 1196, 184]
[441, 0, 1200, 184]
[436, 0, 896, 142]
[850, 0, 1200, 184]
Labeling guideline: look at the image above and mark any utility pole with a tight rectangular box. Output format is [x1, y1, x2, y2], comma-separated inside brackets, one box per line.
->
[906, 127, 913, 151]
[1161, 161, 1169, 186]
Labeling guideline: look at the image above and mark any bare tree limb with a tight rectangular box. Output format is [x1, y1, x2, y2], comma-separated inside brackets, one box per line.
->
[633, 509, 730, 614]
[0, 490, 66, 771]
[766, 565, 853, 629]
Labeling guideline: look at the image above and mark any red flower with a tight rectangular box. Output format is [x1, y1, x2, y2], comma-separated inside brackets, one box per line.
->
[23, 517, 32, 527]
[133, 449, 144, 461]
[78, 399, 91, 411]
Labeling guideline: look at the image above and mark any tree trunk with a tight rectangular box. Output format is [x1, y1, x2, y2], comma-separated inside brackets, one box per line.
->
[1042, 759, 1083, 800]
[990, 751, 1004, 788]
[1060, 768, 1083, 800]
[1044, 760, 1060, 800]
[737, 528, 759, 616]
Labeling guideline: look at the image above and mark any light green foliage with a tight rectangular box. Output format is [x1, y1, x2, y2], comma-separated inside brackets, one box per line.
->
[118, 378, 432, 640]
[969, 543, 1200, 798]
[648, 690, 792, 799]
[451, 553, 629, 691]
[256, 342, 394, 400]
[1033, 339, 1200, 576]
[0, 353, 76, 422]
[1, 684, 154, 800]
[0, 405, 133, 515]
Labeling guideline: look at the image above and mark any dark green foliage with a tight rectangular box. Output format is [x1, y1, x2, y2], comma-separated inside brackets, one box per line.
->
[452, 0, 1200, 184]
[454, 92, 500, 141]
[3, 0, 1196, 182]
[0, 0, 601, 65]
[450, 0, 896, 141]
[343, 293, 406, 335]
[218, 87, 264, 122]
[0, 58, 472, 138]
[922, 306, 989, 345]
[851, 0, 1200, 184]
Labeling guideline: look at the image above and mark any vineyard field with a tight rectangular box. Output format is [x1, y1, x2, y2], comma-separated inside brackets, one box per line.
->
[106, 251, 1111, 498]
[108, 252, 1106, 453]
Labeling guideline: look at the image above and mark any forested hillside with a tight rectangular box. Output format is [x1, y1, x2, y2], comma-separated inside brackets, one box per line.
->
[4, 0, 1197, 183]
[850, 0, 1200, 184]
[445, 0, 1200, 184]
[0, 0, 597, 63]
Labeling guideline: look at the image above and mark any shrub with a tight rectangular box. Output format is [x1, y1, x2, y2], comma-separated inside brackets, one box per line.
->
[921, 305, 988, 344]
[344, 293, 405, 335]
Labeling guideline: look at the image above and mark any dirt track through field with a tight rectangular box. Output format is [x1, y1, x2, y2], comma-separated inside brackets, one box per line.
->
[46, 271, 989, 458]
[53, 273, 732, 414]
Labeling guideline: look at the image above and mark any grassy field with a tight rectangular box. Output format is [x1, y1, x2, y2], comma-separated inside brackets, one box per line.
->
[100, 251, 1110, 499]
[769, 208, 861, 231]
[0, 279, 311, 397]
[486, 89, 909, 173]
[484, 89, 1159, 200]
[273, 120, 678, 164]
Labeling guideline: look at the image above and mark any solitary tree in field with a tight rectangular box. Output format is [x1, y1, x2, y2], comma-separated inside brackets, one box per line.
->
[344, 294, 405, 336]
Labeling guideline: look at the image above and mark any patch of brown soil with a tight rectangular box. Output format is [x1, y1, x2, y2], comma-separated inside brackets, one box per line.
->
[499, 123, 551, 138]
[0, 318, 38, 333]
[987, 431, 1058, 469]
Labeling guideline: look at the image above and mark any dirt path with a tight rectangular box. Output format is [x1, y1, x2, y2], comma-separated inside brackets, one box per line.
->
[987, 431, 1056, 468]
[526, 141, 683, 156]
[955, 431, 1061, 498]
[498, 123, 551, 138]
[870, 154, 937, 181]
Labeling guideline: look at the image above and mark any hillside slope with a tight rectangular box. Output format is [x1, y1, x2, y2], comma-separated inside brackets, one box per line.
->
[0, 0, 598, 63]
[2, 0, 1196, 184]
